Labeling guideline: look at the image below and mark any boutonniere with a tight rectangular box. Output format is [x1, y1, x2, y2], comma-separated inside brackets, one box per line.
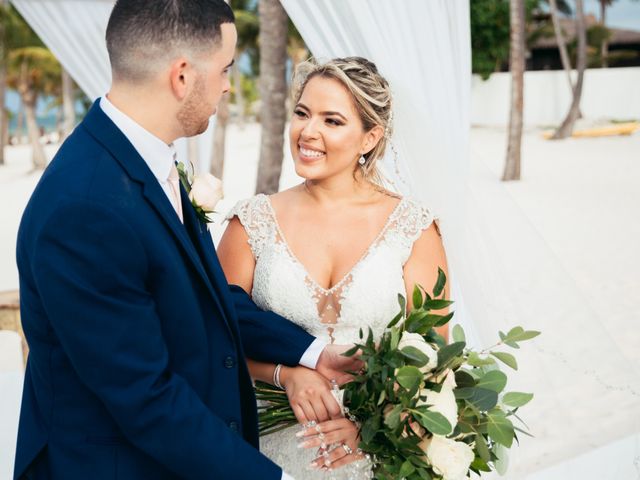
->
[176, 162, 223, 225]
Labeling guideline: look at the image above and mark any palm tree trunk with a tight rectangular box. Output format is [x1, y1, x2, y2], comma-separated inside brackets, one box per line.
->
[503, 0, 525, 182]
[210, 93, 229, 178]
[552, 0, 586, 139]
[600, 0, 608, 68]
[22, 96, 46, 169]
[18, 61, 46, 169]
[232, 62, 245, 130]
[16, 105, 24, 143]
[61, 68, 75, 140]
[255, 0, 288, 194]
[549, 0, 582, 118]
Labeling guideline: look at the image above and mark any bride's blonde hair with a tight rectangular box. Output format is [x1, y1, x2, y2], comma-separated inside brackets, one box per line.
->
[291, 57, 393, 183]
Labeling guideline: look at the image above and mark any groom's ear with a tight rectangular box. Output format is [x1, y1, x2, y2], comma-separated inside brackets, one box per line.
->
[169, 58, 190, 100]
[361, 125, 384, 155]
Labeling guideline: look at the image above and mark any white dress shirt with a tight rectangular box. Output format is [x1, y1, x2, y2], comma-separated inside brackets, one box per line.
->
[99, 96, 324, 479]
[99, 96, 178, 210]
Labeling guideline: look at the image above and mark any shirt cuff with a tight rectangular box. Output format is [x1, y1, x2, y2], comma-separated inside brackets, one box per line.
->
[299, 338, 326, 369]
[282, 471, 295, 480]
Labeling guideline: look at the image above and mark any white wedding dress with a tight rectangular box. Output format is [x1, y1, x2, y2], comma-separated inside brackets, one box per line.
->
[227, 193, 436, 479]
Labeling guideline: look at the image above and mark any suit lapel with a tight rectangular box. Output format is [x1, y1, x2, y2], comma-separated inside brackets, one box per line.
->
[81, 101, 231, 329]
[180, 188, 239, 336]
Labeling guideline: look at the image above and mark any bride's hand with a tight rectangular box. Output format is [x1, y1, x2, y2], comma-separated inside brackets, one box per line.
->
[297, 418, 363, 471]
[316, 344, 363, 386]
[280, 366, 342, 423]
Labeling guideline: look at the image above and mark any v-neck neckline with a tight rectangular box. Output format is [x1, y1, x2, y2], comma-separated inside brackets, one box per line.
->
[263, 194, 404, 294]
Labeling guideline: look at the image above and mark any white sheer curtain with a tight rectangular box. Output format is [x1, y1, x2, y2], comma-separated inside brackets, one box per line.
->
[10, 0, 216, 171]
[280, 0, 640, 477]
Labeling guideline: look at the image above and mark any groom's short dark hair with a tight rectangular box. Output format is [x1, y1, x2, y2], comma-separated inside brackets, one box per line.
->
[106, 0, 235, 82]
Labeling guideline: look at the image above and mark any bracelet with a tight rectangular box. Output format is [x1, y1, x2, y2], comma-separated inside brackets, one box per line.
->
[273, 364, 284, 390]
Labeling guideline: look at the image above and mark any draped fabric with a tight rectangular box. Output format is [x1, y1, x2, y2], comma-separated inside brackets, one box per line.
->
[281, 0, 640, 477]
[9, 0, 216, 172]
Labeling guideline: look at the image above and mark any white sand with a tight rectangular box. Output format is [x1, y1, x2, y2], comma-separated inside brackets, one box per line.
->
[1, 125, 638, 478]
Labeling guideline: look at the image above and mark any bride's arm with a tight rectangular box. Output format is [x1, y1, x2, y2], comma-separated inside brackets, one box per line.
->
[218, 218, 341, 423]
[403, 222, 450, 341]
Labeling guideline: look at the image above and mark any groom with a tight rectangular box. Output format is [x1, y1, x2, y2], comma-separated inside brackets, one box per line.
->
[13, 1, 351, 479]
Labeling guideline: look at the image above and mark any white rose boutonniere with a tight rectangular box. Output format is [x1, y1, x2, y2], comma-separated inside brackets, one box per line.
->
[177, 162, 223, 224]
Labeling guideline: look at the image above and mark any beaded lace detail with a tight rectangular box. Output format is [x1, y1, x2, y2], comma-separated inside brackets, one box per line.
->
[225, 194, 435, 479]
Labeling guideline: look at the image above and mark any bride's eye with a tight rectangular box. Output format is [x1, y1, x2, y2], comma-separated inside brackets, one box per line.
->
[326, 118, 343, 126]
[293, 109, 307, 118]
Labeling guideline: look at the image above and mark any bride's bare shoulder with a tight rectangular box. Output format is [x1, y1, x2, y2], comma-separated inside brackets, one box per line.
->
[267, 185, 305, 211]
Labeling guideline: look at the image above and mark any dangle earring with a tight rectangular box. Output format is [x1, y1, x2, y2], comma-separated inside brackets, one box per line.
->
[358, 155, 366, 166]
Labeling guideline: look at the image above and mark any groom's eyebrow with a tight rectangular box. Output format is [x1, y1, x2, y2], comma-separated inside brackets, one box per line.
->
[225, 59, 235, 69]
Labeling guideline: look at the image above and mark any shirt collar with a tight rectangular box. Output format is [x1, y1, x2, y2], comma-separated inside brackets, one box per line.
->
[99, 95, 175, 183]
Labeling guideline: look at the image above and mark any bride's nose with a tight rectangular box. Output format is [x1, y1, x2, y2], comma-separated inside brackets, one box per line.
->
[300, 118, 320, 139]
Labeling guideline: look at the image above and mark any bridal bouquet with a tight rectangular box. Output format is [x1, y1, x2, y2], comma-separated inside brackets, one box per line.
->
[256, 269, 539, 480]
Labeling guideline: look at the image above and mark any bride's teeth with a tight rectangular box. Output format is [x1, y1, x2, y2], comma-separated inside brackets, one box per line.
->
[300, 147, 324, 158]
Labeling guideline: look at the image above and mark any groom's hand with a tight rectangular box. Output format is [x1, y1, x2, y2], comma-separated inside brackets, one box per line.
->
[316, 344, 363, 386]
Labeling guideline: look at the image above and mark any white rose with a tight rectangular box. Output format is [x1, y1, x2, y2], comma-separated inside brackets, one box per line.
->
[398, 332, 438, 373]
[419, 435, 474, 480]
[189, 173, 223, 211]
[418, 370, 458, 433]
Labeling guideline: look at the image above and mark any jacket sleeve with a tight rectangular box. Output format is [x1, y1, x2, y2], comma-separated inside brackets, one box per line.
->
[230, 284, 315, 366]
[31, 199, 281, 480]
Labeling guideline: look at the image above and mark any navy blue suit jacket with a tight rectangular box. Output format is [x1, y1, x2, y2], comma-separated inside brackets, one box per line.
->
[13, 101, 315, 479]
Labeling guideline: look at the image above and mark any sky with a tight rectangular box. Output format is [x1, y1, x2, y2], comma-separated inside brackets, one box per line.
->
[584, 0, 640, 30]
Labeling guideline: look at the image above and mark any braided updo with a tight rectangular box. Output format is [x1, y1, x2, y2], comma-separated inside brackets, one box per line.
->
[291, 57, 393, 181]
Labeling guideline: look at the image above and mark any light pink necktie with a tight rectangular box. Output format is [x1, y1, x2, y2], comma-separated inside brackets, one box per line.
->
[167, 163, 183, 223]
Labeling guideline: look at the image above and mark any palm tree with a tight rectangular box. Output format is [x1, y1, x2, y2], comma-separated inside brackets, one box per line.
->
[503, 0, 525, 182]
[551, 0, 586, 139]
[61, 68, 75, 139]
[255, 0, 288, 194]
[210, 1, 258, 178]
[0, 0, 11, 165]
[7, 46, 61, 169]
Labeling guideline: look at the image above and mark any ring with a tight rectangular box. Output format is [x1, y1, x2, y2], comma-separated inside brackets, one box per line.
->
[341, 443, 353, 455]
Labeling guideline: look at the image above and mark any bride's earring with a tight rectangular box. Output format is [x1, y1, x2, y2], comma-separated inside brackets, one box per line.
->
[358, 155, 366, 166]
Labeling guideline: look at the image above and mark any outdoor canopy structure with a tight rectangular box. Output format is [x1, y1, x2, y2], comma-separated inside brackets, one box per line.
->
[7, 0, 640, 478]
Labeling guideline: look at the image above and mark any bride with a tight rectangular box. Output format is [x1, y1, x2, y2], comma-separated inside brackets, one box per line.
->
[218, 57, 449, 478]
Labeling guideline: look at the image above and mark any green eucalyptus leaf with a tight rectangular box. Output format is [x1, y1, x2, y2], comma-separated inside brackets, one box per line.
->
[487, 410, 515, 448]
[466, 387, 499, 411]
[434, 311, 455, 327]
[399, 460, 416, 478]
[401, 346, 430, 367]
[477, 370, 508, 393]
[467, 351, 495, 367]
[452, 324, 465, 343]
[455, 370, 476, 388]
[503, 392, 534, 408]
[412, 409, 452, 435]
[432, 267, 447, 297]
[390, 327, 401, 351]
[412, 285, 424, 309]
[387, 310, 404, 329]
[491, 351, 518, 370]
[384, 404, 403, 429]
[396, 366, 423, 392]
[423, 299, 454, 311]
[475, 433, 491, 462]
[436, 341, 466, 369]
[398, 293, 407, 313]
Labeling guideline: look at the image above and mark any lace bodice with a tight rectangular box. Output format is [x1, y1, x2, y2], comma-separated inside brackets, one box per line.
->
[226, 194, 436, 346]
[226, 194, 435, 479]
